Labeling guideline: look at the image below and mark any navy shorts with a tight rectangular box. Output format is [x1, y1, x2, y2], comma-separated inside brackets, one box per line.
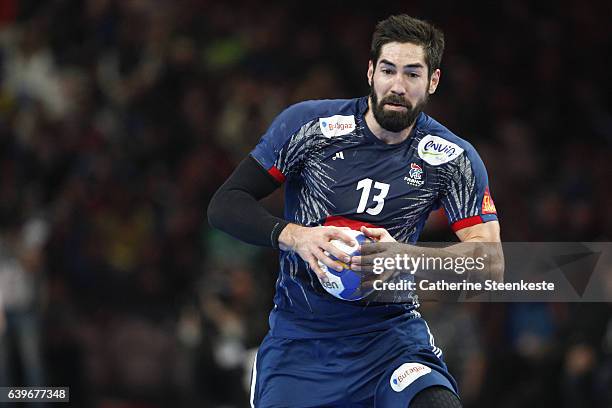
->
[250, 316, 458, 407]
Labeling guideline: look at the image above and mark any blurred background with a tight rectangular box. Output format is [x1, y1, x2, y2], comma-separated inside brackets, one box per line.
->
[0, 0, 610, 407]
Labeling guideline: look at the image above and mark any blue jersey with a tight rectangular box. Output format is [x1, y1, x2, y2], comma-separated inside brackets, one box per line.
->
[250, 96, 498, 339]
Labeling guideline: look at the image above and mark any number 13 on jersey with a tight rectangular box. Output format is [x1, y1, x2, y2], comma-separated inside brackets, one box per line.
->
[356, 178, 390, 215]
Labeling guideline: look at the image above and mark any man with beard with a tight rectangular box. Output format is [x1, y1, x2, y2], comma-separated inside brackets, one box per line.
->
[208, 14, 501, 407]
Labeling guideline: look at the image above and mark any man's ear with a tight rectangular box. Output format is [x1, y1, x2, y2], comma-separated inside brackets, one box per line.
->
[428, 68, 441, 94]
[367, 60, 374, 87]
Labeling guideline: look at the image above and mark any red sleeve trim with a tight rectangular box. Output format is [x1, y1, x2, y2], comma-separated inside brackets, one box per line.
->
[451, 215, 483, 232]
[268, 166, 286, 183]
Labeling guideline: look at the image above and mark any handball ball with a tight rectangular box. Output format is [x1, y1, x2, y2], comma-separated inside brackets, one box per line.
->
[317, 229, 372, 301]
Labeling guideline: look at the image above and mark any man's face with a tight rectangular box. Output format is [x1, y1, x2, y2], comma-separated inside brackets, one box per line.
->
[368, 42, 440, 132]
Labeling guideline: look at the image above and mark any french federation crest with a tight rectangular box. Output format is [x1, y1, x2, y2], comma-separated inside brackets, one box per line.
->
[404, 162, 424, 187]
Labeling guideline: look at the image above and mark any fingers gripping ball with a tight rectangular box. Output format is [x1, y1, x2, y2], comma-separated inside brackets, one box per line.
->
[317, 230, 372, 301]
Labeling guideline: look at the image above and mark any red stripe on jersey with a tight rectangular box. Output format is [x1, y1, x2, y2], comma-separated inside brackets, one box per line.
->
[451, 215, 483, 232]
[268, 166, 286, 183]
[324, 215, 379, 230]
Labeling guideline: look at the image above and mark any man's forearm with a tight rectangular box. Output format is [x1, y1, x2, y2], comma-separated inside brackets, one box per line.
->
[400, 242, 504, 283]
[207, 156, 289, 248]
[360, 241, 504, 284]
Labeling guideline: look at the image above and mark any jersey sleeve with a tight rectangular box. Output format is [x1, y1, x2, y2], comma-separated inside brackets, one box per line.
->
[250, 102, 319, 183]
[439, 147, 498, 232]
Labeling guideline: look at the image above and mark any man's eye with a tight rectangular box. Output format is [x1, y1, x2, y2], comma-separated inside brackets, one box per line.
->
[408, 73, 420, 78]
[381, 69, 393, 75]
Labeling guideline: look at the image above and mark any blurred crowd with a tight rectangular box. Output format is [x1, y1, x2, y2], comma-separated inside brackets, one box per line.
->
[0, 0, 610, 407]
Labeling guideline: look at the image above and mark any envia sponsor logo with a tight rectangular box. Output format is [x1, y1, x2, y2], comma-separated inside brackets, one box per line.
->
[417, 135, 464, 165]
[423, 141, 456, 156]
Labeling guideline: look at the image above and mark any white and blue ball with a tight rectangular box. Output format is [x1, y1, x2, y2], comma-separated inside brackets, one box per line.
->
[317, 229, 372, 301]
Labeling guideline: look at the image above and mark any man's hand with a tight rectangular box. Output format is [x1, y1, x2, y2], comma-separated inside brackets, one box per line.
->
[359, 226, 396, 243]
[352, 239, 503, 292]
[350, 226, 399, 274]
[278, 224, 356, 282]
[351, 241, 406, 274]
[352, 227, 401, 292]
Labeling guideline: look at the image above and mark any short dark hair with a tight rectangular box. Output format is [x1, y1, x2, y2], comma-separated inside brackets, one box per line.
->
[370, 15, 445, 77]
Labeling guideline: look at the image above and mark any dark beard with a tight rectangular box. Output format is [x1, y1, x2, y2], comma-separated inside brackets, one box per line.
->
[370, 84, 427, 133]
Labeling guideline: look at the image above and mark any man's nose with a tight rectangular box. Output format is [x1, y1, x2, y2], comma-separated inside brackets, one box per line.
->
[389, 77, 406, 95]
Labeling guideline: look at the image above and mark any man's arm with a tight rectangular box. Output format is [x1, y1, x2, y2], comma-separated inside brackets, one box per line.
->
[453, 221, 504, 282]
[352, 221, 504, 284]
[455, 221, 500, 243]
[207, 156, 355, 280]
[207, 155, 289, 248]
